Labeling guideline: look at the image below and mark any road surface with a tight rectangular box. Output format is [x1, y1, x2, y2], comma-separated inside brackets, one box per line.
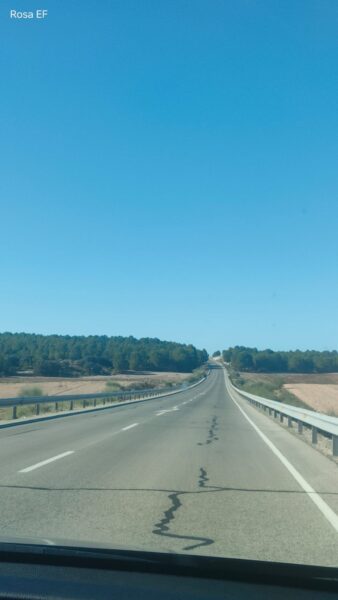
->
[0, 366, 337, 566]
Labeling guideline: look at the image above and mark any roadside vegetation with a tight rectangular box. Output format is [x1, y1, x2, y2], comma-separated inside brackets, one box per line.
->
[106, 365, 208, 392]
[228, 367, 309, 409]
[223, 346, 338, 374]
[19, 386, 43, 397]
[0, 364, 209, 423]
[185, 365, 208, 384]
[105, 381, 122, 392]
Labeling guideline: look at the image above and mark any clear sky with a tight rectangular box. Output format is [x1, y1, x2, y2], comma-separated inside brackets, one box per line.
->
[1, 1, 338, 353]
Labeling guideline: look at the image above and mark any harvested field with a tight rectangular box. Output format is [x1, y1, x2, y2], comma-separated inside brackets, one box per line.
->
[0, 371, 192, 399]
[283, 384, 338, 416]
[237, 372, 338, 416]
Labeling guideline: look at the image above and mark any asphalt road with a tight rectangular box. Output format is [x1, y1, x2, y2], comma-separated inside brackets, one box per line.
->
[0, 366, 337, 566]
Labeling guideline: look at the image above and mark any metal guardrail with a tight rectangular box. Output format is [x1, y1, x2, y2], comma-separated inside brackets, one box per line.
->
[0, 375, 208, 421]
[227, 378, 338, 457]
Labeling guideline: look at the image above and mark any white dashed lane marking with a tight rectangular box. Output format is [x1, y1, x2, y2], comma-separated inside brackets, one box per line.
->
[19, 451, 74, 473]
[121, 423, 139, 431]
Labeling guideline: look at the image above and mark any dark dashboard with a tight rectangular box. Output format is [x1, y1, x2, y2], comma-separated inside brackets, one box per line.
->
[0, 543, 336, 599]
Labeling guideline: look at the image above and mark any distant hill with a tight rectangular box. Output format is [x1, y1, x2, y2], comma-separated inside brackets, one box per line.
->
[0, 332, 208, 377]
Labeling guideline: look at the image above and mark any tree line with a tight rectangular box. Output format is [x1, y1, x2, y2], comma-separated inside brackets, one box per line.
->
[0, 332, 208, 377]
[222, 346, 338, 373]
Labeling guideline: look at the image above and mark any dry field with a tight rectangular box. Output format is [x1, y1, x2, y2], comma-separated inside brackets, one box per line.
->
[240, 372, 338, 416]
[283, 384, 338, 416]
[0, 371, 192, 399]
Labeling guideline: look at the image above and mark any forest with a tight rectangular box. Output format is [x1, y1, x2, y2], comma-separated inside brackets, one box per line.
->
[0, 332, 208, 377]
[222, 346, 338, 373]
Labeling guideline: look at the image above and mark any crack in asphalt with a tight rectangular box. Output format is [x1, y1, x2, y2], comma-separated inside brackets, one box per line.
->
[198, 416, 219, 446]
[152, 468, 216, 550]
[152, 490, 214, 550]
[0, 484, 327, 494]
[198, 467, 209, 488]
[1, 465, 332, 553]
[1, 473, 332, 551]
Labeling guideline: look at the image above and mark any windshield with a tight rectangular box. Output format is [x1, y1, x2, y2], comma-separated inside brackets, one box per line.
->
[1, 0, 338, 568]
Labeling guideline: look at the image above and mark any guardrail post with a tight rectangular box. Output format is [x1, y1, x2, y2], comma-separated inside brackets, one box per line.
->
[268, 408, 272, 416]
[287, 417, 292, 427]
[279, 413, 284, 423]
[55, 402, 59, 412]
[82, 399, 86, 409]
[298, 421, 303, 434]
[333, 436, 338, 456]
[94, 398, 97, 407]
[36, 404, 40, 416]
[312, 427, 318, 444]
[274, 410, 278, 418]
[70, 400, 74, 411]
[12, 405, 17, 419]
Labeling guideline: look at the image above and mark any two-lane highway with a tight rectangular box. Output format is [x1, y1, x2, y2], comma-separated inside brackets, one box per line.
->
[0, 367, 337, 566]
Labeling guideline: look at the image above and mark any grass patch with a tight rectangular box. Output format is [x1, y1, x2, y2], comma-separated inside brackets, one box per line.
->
[185, 366, 208, 385]
[19, 386, 43, 397]
[105, 381, 122, 392]
[229, 369, 309, 409]
[123, 380, 157, 391]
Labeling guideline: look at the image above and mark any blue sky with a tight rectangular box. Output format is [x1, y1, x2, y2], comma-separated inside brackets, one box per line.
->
[1, 0, 338, 353]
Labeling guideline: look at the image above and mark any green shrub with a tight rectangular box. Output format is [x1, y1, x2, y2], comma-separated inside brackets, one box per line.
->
[105, 381, 122, 391]
[19, 386, 43, 397]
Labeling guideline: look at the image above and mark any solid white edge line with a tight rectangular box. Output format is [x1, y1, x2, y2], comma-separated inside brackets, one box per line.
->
[223, 370, 338, 533]
[121, 423, 139, 431]
[19, 451, 74, 473]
